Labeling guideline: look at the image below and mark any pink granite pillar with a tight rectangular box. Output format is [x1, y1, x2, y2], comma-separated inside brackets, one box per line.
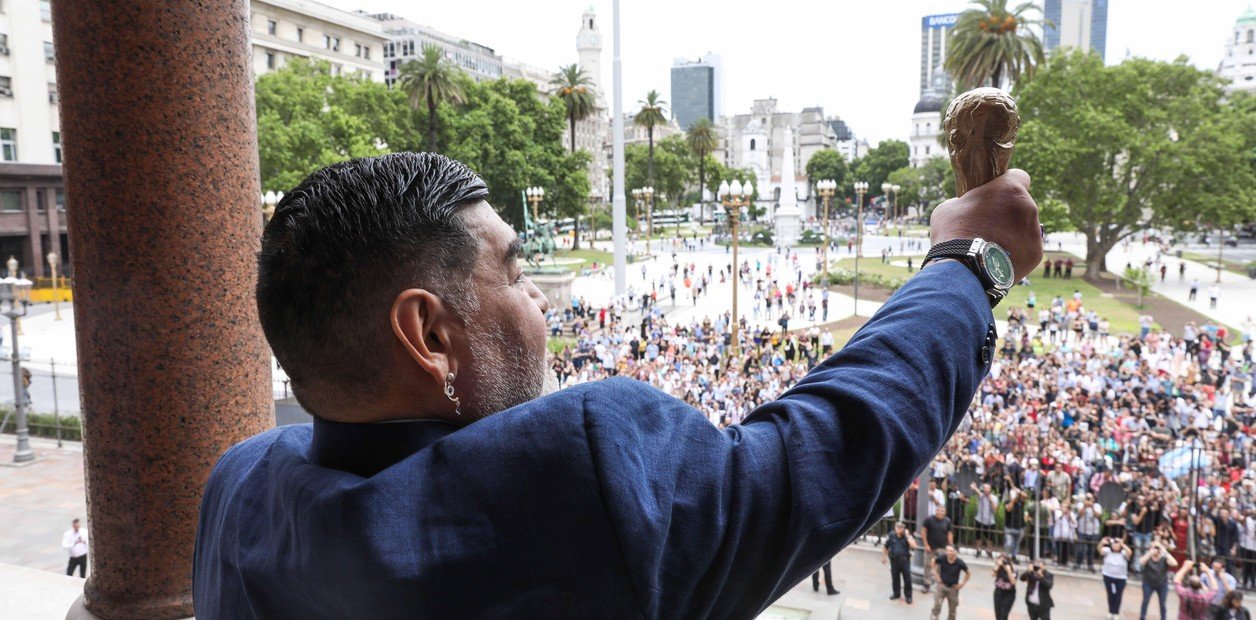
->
[51, 1, 272, 617]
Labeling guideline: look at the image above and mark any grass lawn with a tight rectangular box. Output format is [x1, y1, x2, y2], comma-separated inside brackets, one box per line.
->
[829, 255, 927, 280]
[831, 252, 1148, 334]
[551, 248, 614, 273]
[1181, 251, 1249, 277]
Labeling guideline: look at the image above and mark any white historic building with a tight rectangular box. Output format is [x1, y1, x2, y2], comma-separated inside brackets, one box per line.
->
[250, 0, 387, 81]
[569, 8, 610, 201]
[713, 99, 845, 222]
[910, 69, 947, 167]
[1220, 6, 1256, 94]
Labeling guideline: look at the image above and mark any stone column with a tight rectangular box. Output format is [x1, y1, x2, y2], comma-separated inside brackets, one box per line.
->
[52, 1, 272, 618]
[23, 186, 44, 277]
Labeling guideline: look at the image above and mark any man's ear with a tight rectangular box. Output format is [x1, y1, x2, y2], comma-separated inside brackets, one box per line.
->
[391, 289, 463, 388]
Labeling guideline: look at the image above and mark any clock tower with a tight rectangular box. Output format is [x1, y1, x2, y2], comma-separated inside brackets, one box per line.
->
[576, 6, 603, 99]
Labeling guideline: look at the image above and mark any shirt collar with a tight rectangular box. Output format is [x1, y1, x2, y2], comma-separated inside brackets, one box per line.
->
[311, 416, 458, 477]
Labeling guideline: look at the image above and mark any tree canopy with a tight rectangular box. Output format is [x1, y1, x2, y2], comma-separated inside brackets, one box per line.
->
[256, 60, 589, 231]
[256, 59, 416, 191]
[850, 140, 909, 198]
[1016, 51, 1256, 276]
[946, 0, 1045, 89]
[805, 150, 849, 196]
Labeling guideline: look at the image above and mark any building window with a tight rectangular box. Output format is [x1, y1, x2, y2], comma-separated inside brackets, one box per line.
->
[265, 51, 276, 69]
[296, 27, 303, 43]
[0, 33, 8, 54]
[324, 34, 332, 49]
[0, 76, 12, 97]
[267, 19, 277, 35]
[55, 189, 65, 211]
[332, 36, 340, 52]
[749, 139, 756, 151]
[47, 83, 57, 104]
[52, 131, 60, 163]
[38, 0, 49, 21]
[0, 128, 14, 161]
[1250, 30, 1255, 44]
[354, 43, 362, 57]
[0, 190, 19, 212]
[43, 41, 54, 62]
[36, 189, 45, 213]
[925, 146, 931, 156]
[363, 46, 370, 60]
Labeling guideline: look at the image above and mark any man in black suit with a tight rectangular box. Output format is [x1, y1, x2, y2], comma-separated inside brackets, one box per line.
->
[1019, 559, 1054, 620]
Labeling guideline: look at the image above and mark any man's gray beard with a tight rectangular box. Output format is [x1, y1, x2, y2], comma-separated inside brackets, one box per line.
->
[464, 321, 556, 418]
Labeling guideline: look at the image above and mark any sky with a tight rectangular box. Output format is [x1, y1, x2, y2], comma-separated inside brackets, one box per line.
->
[323, 0, 1252, 146]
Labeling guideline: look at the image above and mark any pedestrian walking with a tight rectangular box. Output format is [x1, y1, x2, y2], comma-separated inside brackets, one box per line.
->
[1020, 560, 1055, 620]
[61, 518, 88, 578]
[1209, 285, 1220, 309]
[930, 545, 970, 620]
[1190, 279, 1200, 302]
[992, 554, 1017, 620]
[883, 521, 916, 603]
[921, 505, 954, 593]
[810, 560, 839, 595]
[1138, 541, 1177, 620]
[1100, 536, 1132, 620]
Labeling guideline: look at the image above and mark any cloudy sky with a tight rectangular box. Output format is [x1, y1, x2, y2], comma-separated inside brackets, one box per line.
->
[323, 0, 1251, 146]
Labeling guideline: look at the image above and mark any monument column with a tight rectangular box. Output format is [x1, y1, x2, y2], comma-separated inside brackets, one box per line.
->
[52, 1, 272, 617]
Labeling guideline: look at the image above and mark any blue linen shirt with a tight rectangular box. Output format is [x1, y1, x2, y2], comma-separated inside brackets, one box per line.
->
[193, 261, 994, 619]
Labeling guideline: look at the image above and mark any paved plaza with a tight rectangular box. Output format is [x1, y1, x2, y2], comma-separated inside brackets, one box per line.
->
[2, 229, 1256, 617]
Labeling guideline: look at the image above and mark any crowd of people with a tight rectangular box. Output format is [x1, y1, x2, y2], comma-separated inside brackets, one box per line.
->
[545, 237, 1256, 618]
[895, 286, 1256, 619]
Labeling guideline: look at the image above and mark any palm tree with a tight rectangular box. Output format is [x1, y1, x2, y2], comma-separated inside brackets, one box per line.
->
[396, 45, 466, 153]
[550, 64, 597, 250]
[945, 0, 1046, 90]
[685, 117, 719, 224]
[634, 90, 669, 189]
[551, 64, 597, 154]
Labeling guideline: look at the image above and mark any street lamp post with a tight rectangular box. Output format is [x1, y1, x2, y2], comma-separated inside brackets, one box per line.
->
[892, 184, 901, 235]
[526, 186, 545, 223]
[853, 181, 868, 316]
[816, 179, 837, 284]
[46, 252, 61, 321]
[261, 190, 282, 225]
[1, 272, 33, 462]
[718, 179, 754, 358]
[633, 187, 655, 254]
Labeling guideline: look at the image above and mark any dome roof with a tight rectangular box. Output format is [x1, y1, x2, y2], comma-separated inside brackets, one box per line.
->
[1240, 5, 1256, 25]
[914, 94, 946, 114]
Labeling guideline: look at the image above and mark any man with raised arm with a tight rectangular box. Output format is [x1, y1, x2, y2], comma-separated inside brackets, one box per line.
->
[193, 153, 1042, 618]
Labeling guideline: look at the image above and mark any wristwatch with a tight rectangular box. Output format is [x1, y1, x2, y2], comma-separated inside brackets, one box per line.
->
[922, 238, 1015, 307]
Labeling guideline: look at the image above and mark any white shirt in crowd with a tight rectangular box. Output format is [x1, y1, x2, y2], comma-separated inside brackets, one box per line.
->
[62, 526, 88, 558]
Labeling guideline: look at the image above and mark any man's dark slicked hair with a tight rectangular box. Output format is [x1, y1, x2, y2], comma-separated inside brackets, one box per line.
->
[257, 153, 489, 410]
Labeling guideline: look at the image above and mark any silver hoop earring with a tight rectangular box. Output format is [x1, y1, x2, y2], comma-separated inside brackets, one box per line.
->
[444, 372, 461, 416]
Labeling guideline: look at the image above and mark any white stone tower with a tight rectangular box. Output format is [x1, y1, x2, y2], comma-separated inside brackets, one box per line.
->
[1220, 5, 1256, 94]
[773, 126, 802, 247]
[576, 6, 603, 99]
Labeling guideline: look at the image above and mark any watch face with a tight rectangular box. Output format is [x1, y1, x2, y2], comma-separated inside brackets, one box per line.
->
[982, 244, 1015, 289]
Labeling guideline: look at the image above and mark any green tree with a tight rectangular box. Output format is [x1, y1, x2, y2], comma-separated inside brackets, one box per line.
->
[256, 59, 415, 191]
[1017, 52, 1256, 277]
[850, 140, 909, 197]
[550, 64, 598, 249]
[634, 90, 670, 190]
[440, 78, 588, 231]
[946, 0, 1046, 89]
[396, 45, 467, 153]
[805, 149, 849, 192]
[686, 117, 719, 223]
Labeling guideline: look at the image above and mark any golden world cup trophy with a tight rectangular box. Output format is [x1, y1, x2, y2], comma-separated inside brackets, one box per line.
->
[943, 87, 1020, 196]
